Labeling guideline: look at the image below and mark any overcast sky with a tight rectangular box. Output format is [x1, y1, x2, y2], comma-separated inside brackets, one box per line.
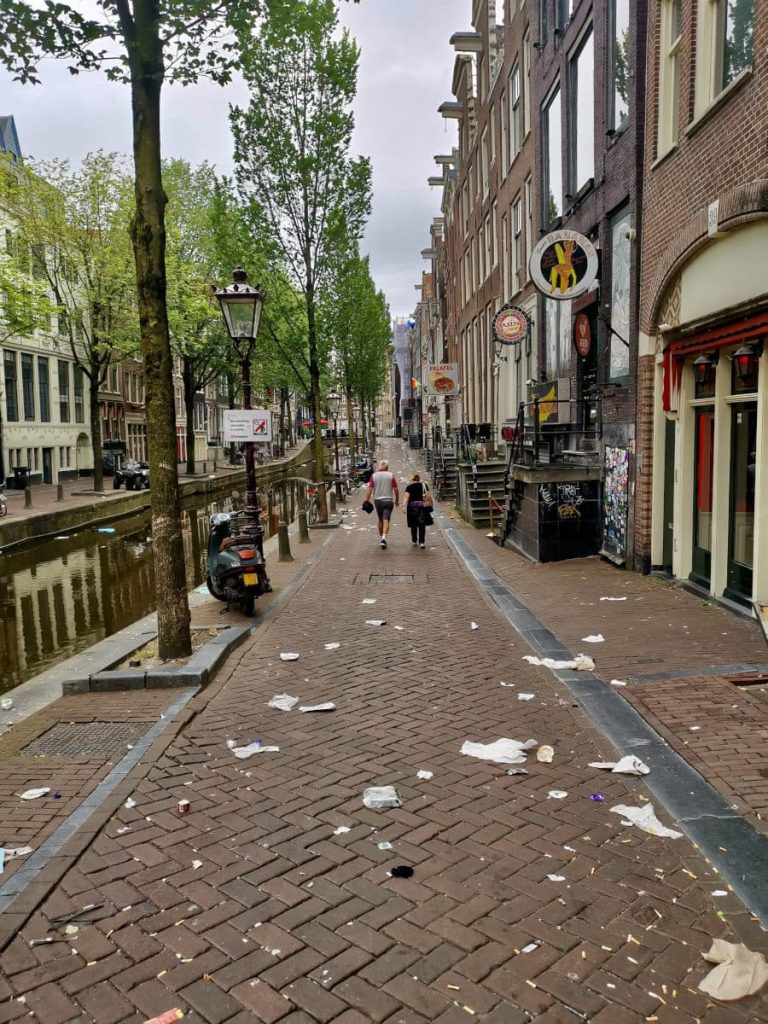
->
[0, 0, 468, 319]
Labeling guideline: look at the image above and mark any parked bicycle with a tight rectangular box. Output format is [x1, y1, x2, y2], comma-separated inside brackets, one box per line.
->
[306, 487, 320, 526]
[0, 486, 7, 518]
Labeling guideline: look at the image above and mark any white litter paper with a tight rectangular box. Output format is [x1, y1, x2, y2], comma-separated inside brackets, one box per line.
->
[192, 860, 203, 870]
[232, 741, 280, 758]
[1, 698, 13, 711]
[280, 653, 300, 661]
[600, 596, 627, 602]
[20, 788, 50, 800]
[581, 634, 605, 643]
[394, 626, 405, 631]
[416, 770, 434, 780]
[365, 619, 387, 627]
[589, 755, 650, 776]
[523, 654, 595, 671]
[333, 825, 351, 835]
[470, 622, 479, 630]
[610, 679, 627, 687]
[610, 803, 682, 839]
[0, 846, 32, 861]
[124, 797, 136, 809]
[460, 738, 537, 765]
[537, 745, 554, 762]
[548, 790, 568, 800]
[518, 693, 535, 701]
[362, 786, 402, 809]
[362, 599, 377, 605]
[299, 703, 336, 713]
[268, 694, 299, 712]
[547, 874, 566, 882]
[324, 642, 341, 650]
[500, 682, 515, 688]
[377, 842, 393, 850]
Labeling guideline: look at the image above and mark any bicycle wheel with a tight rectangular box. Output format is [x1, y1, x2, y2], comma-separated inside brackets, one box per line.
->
[307, 500, 319, 526]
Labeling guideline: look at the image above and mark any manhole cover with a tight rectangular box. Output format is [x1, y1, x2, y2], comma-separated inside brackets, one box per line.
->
[368, 574, 414, 584]
[22, 722, 147, 759]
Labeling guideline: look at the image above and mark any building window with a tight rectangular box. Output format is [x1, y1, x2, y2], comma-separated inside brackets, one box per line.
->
[512, 196, 523, 293]
[4, 350, 18, 422]
[543, 85, 563, 225]
[657, 0, 682, 154]
[501, 214, 510, 300]
[500, 93, 508, 171]
[609, 0, 631, 130]
[556, 0, 573, 32]
[74, 365, 84, 422]
[609, 209, 631, 381]
[484, 214, 492, 276]
[524, 175, 533, 280]
[523, 31, 532, 135]
[489, 104, 497, 165]
[491, 201, 499, 267]
[544, 298, 573, 378]
[570, 28, 595, 193]
[21, 353, 35, 421]
[539, 0, 548, 44]
[462, 181, 469, 237]
[481, 127, 490, 197]
[493, 0, 505, 24]
[717, 0, 754, 92]
[509, 62, 521, 161]
[58, 360, 71, 423]
[38, 356, 50, 422]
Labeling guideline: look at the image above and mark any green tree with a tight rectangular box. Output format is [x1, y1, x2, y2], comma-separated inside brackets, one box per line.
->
[230, 0, 371, 522]
[0, 153, 138, 492]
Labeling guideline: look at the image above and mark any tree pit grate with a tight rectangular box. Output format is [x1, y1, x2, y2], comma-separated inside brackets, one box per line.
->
[368, 574, 415, 584]
[22, 722, 148, 760]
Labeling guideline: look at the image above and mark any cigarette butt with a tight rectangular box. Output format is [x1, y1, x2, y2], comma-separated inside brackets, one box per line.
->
[447, 985, 460, 990]
[463, 1007, 475, 1015]
[525, 980, 537, 989]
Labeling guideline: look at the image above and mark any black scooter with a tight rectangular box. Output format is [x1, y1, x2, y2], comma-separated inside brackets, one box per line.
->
[205, 511, 270, 616]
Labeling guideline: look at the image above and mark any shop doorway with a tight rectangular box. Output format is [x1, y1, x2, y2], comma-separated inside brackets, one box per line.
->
[726, 402, 757, 605]
[691, 407, 715, 586]
[662, 419, 675, 573]
[42, 447, 53, 485]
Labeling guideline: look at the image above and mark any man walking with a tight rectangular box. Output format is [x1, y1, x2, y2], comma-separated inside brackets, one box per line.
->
[363, 460, 399, 549]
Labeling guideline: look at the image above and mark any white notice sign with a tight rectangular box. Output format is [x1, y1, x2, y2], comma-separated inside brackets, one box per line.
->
[223, 409, 273, 443]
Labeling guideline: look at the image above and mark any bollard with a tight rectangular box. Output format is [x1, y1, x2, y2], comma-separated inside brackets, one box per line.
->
[56, 483, 64, 503]
[24, 486, 32, 509]
[328, 489, 336, 516]
[277, 521, 294, 562]
[298, 509, 310, 543]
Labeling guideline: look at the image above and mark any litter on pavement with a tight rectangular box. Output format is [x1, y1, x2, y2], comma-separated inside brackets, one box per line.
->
[96, 527, 116, 533]
[298, 703, 336, 713]
[333, 825, 351, 835]
[416, 770, 434, 780]
[581, 634, 605, 643]
[124, 797, 136, 809]
[537, 745, 555, 762]
[460, 738, 537, 765]
[610, 679, 627, 687]
[470, 622, 479, 630]
[523, 654, 595, 671]
[377, 841, 393, 850]
[697, 939, 768, 1001]
[324, 642, 341, 650]
[500, 682, 515, 687]
[365, 619, 387, 627]
[279, 652, 300, 661]
[548, 790, 568, 800]
[362, 786, 403, 809]
[600, 596, 627, 601]
[547, 874, 566, 881]
[1, 698, 13, 710]
[143, 1011, 184, 1024]
[20, 787, 50, 800]
[591, 793, 606, 802]
[362, 598, 377, 604]
[232, 740, 280, 758]
[610, 803, 683, 839]
[589, 755, 650, 776]
[518, 693, 535, 701]
[268, 694, 299, 711]
[506, 767, 528, 776]
[0, 846, 32, 870]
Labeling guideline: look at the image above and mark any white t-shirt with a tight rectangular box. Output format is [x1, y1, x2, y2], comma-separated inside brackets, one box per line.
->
[370, 471, 398, 501]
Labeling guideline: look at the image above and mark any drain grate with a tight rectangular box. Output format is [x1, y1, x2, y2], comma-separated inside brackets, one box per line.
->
[22, 722, 147, 760]
[368, 573, 415, 584]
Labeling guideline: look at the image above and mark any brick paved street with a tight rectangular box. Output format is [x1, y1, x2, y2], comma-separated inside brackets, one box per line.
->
[1, 442, 767, 1023]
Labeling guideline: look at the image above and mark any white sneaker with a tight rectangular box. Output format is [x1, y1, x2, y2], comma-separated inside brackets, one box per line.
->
[420, 543, 425, 549]
[380, 538, 386, 548]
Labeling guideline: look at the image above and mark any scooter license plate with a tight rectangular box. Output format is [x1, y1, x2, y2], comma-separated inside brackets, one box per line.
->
[243, 573, 259, 586]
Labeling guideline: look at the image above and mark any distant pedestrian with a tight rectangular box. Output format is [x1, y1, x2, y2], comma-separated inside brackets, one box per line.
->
[363, 460, 399, 549]
[403, 472, 432, 549]
[362, 456, 374, 484]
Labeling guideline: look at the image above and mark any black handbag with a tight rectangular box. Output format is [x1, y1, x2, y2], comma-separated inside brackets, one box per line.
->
[362, 500, 374, 514]
[418, 506, 434, 527]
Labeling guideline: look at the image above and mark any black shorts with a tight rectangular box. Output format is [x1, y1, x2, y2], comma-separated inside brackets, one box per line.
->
[374, 498, 394, 521]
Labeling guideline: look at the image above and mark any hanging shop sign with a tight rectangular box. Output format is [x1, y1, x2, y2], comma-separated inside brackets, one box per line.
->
[529, 229, 599, 301]
[492, 304, 531, 346]
[528, 377, 571, 425]
[574, 313, 592, 358]
[426, 362, 460, 396]
[223, 409, 273, 443]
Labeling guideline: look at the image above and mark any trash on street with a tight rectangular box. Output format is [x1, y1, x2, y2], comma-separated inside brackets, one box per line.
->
[333, 825, 351, 835]
[232, 740, 280, 758]
[299, 702, 336, 712]
[362, 786, 403, 808]
[324, 642, 341, 650]
[548, 790, 568, 799]
[143, 1011, 184, 1024]
[460, 738, 537, 765]
[537, 745, 555, 762]
[523, 654, 595, 671]
[365, 619, 387, 626]
[589, 755, 650, 776]
[279, 652, 300, 661]
[1, 698, 13, 710]
[600, 596, 627, 602]
[20, 787, 50, 800]
[416, 770, 434, 780]
[610, 803, 682, 838]
[697, 939, 768, 1001]
[518, 693, 535, 701]
[581, 634, 605, 643]
[268, 693, 299, 711]
[470, 622, 479, 630]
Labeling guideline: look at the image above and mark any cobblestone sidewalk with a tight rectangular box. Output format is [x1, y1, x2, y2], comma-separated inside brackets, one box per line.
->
[1, 442, 766, 1023]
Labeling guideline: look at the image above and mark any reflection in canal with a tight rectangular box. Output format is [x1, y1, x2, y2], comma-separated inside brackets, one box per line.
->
[0, 494, 233, 693]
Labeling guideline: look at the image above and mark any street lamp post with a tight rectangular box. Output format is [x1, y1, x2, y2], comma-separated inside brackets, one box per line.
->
[327, 390, 343, 501]
[214, 268, 267, 548]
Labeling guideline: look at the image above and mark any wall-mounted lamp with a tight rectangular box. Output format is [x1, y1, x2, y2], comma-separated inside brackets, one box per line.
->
[731, 341, 763, 382]
[692, 351, 718, 387]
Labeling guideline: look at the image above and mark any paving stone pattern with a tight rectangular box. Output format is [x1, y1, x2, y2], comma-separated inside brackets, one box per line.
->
[1, 443, 767, 1023]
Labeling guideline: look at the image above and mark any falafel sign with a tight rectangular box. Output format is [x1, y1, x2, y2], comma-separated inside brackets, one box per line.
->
[426, 363, 459, 397]
[529, 229, 598, 301]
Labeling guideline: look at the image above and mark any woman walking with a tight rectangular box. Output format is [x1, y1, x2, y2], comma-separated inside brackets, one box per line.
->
[403, 473, 432, 549]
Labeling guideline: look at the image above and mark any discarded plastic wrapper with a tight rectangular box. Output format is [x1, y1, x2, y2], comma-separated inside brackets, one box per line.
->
[97, 527, 116, 534]
[610, 679, 627, 687]
[460, 738, 537, 765]
[589, 755, 650, 776]
[298, 703, 336, 713]
[506, 767, 528, 776]
[0, 846, 32, 861]
[333, 825, 351, 835]
[232, 741, 280, 759]
[192, 860, 202, 870]
[610, 802, 682, 839]
[521, 940, 541, 953]
[20, 787, 50, 800]
[548, 790, 568, 800]
[362, 786, 402, 809]
[518, 693, 535, 701]
[143, 1011, 184, 1024]
[470, 622, 479, 630]
[600, 596, 627, 601]
[697, 939, 768, 1001]
[547, 874, 566, 882]
[365, 619, 387, 627]
[591, 793, 606, 802]
[377, 842, 393, 850]
[279, 652, 300, 661]
[1, 698, 13, 711]
[523, 654, 595, 671]
[416, 770, 433, 780]
[500, 682, 515, 687]
[537, 745, 554, 762]
[581, 634, 605, 643]
[324, 642, 341, 650]
[362, 598, 377, 604]
[268, 694, 299, 712]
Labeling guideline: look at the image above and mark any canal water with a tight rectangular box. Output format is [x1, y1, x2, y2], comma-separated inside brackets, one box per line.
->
[0, 492, 236, 693]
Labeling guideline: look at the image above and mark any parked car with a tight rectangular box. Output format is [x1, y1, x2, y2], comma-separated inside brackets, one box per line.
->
[113, 460, 150, 490]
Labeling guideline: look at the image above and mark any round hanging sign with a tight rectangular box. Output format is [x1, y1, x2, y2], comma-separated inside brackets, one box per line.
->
[529, 229, 599, 301]
[574, 313, 592, 358]
[492, 304, 530, 346]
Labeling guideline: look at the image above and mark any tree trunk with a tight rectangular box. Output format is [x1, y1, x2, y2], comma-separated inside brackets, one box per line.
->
[346, 386, 356, 468]
[89, 366, 104, 493]
[183, 357, 196, 475]
[227, 370, 237, 465]
[127, 2, 191, 659]
[360, 396, 367, 452]
[306, 284, 328, 522]
[279, 388, 286, 458]
[286, 392, 294, 449]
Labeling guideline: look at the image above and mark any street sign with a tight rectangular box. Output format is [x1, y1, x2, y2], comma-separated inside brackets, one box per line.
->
[426, 363, 459, 396]
[529, 229, 598, 301]
[574, 313, 592, 358]
[492, 305, 530, 346]
[223, 409, 273, 443]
